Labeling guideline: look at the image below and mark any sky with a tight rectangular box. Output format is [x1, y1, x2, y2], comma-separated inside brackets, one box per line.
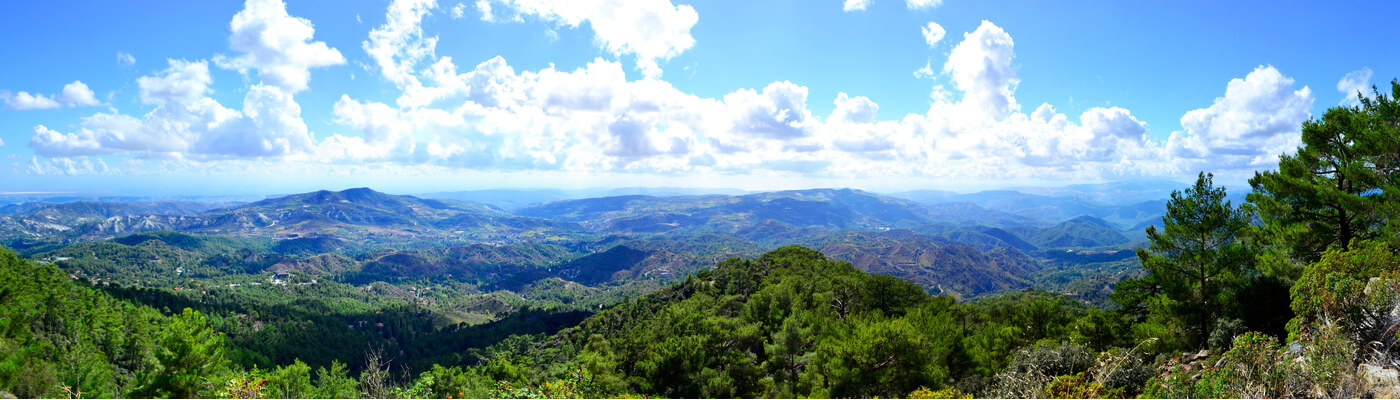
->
[0, 0, 1396, 196]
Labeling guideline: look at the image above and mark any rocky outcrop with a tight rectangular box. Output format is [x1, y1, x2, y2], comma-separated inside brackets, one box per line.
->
[1357, 363, 1400, 399]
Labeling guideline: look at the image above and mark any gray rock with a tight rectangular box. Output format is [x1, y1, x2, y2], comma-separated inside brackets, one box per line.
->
[1358, 363, 1400, 398]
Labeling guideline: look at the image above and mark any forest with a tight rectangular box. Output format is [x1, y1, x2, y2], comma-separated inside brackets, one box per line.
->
[1, 81, 1399, 398]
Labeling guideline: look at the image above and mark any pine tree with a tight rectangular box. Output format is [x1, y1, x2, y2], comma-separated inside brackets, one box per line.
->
[1135, 172, 1254, 349]
[1248, 80, 1400, 280]
[132, 308, 227, 398]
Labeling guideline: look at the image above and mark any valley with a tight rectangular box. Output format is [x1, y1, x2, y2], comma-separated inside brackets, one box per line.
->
[2, 184, 1159, 305]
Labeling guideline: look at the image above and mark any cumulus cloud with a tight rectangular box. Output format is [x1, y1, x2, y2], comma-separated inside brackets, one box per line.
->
[3, 80, 103, 110]
[4, 91, 62, 110]
[314, 95, 421, 163]
[1337, 67, 1373, 106]
[117, 52, 137, 66]
[363, 0, 438, 104]
[21, 4, 1321, 185]
[31, 59, 314, 159]
[921, 22, 945, 47]
[450, 2, 467, 18]
[1169, 65, 1313, 169]
[137, 59, 213, 106]
[831, 92, 878, 124]
[476, 0, 494, 21]
[321, 48, 715, 171]
[299, 15, 1188, 180]
[61, 82, 101, 107]
[724, 81, 814, 141]
[215, 0, 345, 93]
[843, 0, 871, 11]
[487, 0, 699, 79]
[945, 20, 1018, 119]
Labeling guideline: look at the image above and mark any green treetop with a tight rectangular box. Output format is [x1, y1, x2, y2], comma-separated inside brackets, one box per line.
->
[1248, 80, 1400, 280]
[1133, 172, 1254, 349]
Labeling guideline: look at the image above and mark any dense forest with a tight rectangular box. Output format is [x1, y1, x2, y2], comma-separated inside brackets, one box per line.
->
[1, 81, 1400, 398]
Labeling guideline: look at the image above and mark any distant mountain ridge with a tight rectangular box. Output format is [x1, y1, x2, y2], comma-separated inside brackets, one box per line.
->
[514, 188, 1023, 235]
[420, 187, 751, 210]
[891, 188, 1167, 230]
[0, 201, 232, 217]
[0, 188, 577, 247]
[5, 186, 1163, 301]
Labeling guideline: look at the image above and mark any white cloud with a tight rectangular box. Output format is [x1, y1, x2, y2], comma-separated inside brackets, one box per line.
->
[31, 59, 314, 159]
[4, 91, 62, 110]
[216, 0, 345, 93]
[61, 81, 101, 107]
[1337, 67, 1373, 106]
[196, 84, 314, 157]
[315, 95, 421, 163]
[1169, 65, 1313, 169]
[20, 6, 1319, 185]
[137, 59, 212, 105]
[0, 137, 6, 146]
[724, 81, 814, 141]
[117, 52, 137, 66]
[27, 156, 112, 176]
[945, 20, 1018, 119]
[476, 0, 494, 21]
[450, 2, 467, 18]
[334, 96, 410, 144]
[3, 80, 103, 110]
[844, 0, 942, 11]
[921, 22, 945, 47]
[907, 0, 943, 9]
[831, 92, 878, 124]
[912, 59, 935, 79]
[246, 15, 1177, 180]
[488, 0, 699, 79]
[363, 0, 438, 104]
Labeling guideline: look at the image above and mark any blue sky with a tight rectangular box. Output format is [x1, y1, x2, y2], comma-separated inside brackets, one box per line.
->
[0, 0, 1395, 196]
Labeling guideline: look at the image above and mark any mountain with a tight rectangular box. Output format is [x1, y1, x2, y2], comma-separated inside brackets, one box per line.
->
[515, 188, 949, 235]
[807, 231, 1040, 298]
[0, 201, 235, 241]
[11, 187, 1149, 313]
[929, 226, 1042, 253]
[921, 202, 1045, 227]
[418, 189, 574, 210]
[345, 241, 580, 286]
[0, 200, 231, 217]
[890, 188, 1167, 230]
[1011, 179, 1187, 204]
[1, 188, 582, 248]
[1017, 215, 1131, 249]
[421, 187, 750, 210]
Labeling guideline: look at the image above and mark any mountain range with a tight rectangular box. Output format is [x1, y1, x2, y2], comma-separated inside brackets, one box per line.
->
[4, 184, 1172, 300]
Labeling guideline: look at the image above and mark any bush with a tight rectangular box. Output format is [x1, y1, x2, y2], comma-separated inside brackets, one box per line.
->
[1044, 372, 1120, 399]
[1282, 323, 1358, 398]
[1092, 345, 1155, 397]
[1201, 332, 1285, 398]
[908, 386, 972, 399]
[988, 342, 1095, 398]
[1288, 241, 1400, 346]
[1208, 317, 1248, 351]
